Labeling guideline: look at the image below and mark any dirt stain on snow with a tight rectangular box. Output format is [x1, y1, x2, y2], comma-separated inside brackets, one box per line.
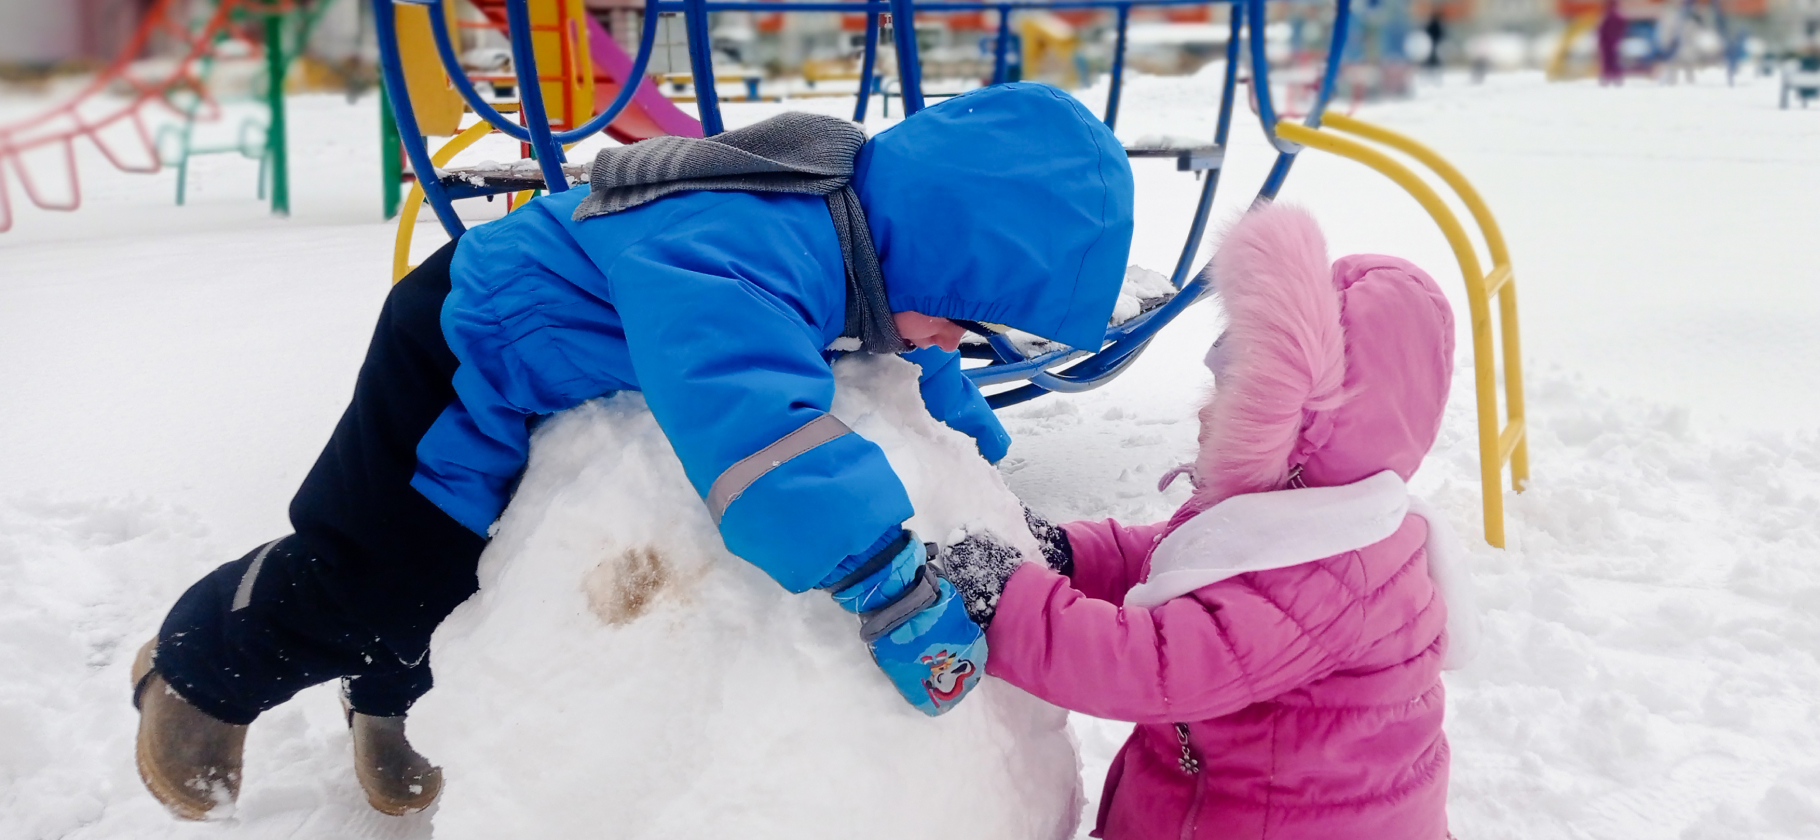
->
[585, 546, 673, 626]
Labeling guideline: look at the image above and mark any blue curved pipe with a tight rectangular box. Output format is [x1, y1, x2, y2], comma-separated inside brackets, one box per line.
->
[990, 4, 1012, 85]
[854, 2, 882, 120]
[964, 269, 1211, 390]
[1307, 0, 1350, 126]
[504, 0, 572, 190]
[1247, 0, 1292, 153]
[888, 0, 926, 114]
[1102, 4, 1131, 129]
[421, 0, 533, 142]
[421, 0, 664, 146]
[374, 0, 466, 239]
[683, 0, 725, 134]
[1258, 0, 1351, 199]
[1161, 1, 1243, 291]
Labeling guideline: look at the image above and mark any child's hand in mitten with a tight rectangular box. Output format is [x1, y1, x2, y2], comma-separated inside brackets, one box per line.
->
[935, 509, 1075, 629]
[824, 533, 988, 716]
[1022, 507, 1075, 577]
[932, 533, 1026, 630]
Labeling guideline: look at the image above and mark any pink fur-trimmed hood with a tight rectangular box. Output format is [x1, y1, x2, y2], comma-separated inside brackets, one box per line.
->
[1172, 204, 1455, 524]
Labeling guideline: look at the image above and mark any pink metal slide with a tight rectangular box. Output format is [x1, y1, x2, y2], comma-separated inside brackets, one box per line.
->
[584, 15, 704, 142]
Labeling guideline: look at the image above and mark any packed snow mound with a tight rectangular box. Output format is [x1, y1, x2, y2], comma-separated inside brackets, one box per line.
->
[410, 354, 1081, 840]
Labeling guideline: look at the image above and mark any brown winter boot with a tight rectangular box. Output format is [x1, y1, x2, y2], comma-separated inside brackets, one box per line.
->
[131, 639, 249, 821]
[343, 692, 443, 815]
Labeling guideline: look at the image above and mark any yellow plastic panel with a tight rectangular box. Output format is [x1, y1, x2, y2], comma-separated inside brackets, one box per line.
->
[395, 1, 465, 137]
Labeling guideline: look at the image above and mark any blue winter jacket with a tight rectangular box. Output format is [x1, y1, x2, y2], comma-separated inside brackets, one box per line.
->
[416, 83, 1134, 593]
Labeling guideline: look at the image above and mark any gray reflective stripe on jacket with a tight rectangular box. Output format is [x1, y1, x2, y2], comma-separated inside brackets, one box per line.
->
[230, 539, 282, 612]
[707, 414, 852, 524]
[859, 562, 941, 642]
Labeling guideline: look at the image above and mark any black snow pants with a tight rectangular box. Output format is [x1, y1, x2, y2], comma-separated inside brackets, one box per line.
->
[155, 241, 489, 725]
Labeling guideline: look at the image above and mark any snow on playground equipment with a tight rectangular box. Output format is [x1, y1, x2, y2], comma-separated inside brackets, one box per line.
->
[0, 0, 310, 232]
[375, 0, 1528, 545]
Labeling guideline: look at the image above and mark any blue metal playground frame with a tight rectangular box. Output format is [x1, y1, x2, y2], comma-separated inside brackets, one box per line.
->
[374, 0, 1351, 408]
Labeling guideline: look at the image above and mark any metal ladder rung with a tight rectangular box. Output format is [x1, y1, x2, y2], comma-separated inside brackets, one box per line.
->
[1125, 145, 1224, 172]
[1497, 418, 1526, 463]
[437, 161, 587, 194]
[1483, 264, 1513, 298]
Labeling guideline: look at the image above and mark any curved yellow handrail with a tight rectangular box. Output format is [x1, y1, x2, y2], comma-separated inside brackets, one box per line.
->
[1547, 12, 1601, 82]
[392, 119, 497, 283]
[1276, 116, 1528, 547]
[1319, 113, 1528, 489]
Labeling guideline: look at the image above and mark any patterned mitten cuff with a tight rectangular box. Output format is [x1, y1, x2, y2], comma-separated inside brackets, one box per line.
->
[934, 534, 1025, 629]
[1023, 507, 1075, 578]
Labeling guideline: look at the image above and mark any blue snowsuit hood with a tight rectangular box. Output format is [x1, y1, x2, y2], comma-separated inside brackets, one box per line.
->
[855, 83, 1135, 351]
[418, 84, 1133, 597]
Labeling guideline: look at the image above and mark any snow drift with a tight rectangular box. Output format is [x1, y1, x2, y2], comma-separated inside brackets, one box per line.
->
[409, 354, 1081, 840]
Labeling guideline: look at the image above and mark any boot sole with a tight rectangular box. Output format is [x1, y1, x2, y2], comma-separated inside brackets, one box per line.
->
[131, 639, 219, 822]
[363, 787, 439, 817]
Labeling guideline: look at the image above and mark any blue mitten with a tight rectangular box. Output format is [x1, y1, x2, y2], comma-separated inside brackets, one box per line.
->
[825, 532, 988, 716]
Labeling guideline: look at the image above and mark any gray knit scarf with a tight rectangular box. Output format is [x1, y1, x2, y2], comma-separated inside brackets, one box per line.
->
[572, 113, 903, 354]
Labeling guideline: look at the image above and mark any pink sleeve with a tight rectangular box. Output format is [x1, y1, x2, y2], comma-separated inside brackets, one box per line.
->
[983, 562, 1354, 725]
[1058, 518, 1169, 605]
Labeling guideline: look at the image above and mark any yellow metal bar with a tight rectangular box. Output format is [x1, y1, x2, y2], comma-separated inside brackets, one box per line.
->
[1483, 264, 1513, 298]
[395, 1, 466, 136]
[564, 0, 594, 126]
[1499, 278, 1529, 489]
[392, 120, 498, 283]
[1497, 419, 1525, 463]
[1328, 111, 1533, 493]
[1275, 120, 1513, 547]
[1320, 113, 1513, 270]
[1547, 12, 1601, 81]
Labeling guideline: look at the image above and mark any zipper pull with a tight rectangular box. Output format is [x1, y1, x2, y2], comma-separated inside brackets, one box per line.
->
[1174, 723, 1200, 775]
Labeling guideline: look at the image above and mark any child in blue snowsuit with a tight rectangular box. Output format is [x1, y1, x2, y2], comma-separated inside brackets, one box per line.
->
[131, 84, 1134, 819]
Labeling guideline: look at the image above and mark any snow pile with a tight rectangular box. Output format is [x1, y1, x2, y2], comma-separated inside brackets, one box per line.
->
[1110, 264, 1177, 324]
[1394, 364, 1820, 840]
[410, 354, 1081, 840]
[1121, 133, 1209, 150]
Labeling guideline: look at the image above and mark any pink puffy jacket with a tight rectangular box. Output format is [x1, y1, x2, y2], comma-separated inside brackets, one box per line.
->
[985, 205, 1458, 840]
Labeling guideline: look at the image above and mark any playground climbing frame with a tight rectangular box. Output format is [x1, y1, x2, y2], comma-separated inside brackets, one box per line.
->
[376, 0, 1529, 546]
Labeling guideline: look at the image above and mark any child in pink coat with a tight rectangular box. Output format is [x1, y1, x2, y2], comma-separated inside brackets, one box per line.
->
[940, 204, 1475, 840]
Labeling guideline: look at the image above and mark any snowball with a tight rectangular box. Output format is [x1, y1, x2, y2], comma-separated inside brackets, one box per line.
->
[411, 354, 1081, 840]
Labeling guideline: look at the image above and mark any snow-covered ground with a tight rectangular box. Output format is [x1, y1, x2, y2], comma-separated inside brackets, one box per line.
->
[2, 68, 1818, 839]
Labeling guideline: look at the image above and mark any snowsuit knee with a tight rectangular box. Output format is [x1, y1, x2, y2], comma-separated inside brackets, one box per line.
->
[152, 83, 1135, 723]
[158, 241, 486, 723]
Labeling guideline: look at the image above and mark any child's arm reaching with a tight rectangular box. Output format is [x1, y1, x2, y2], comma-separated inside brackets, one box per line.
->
[902, 346, 1012, 463]
[944, 550, 1364, 724]
[1052, 517, 1170, 604]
